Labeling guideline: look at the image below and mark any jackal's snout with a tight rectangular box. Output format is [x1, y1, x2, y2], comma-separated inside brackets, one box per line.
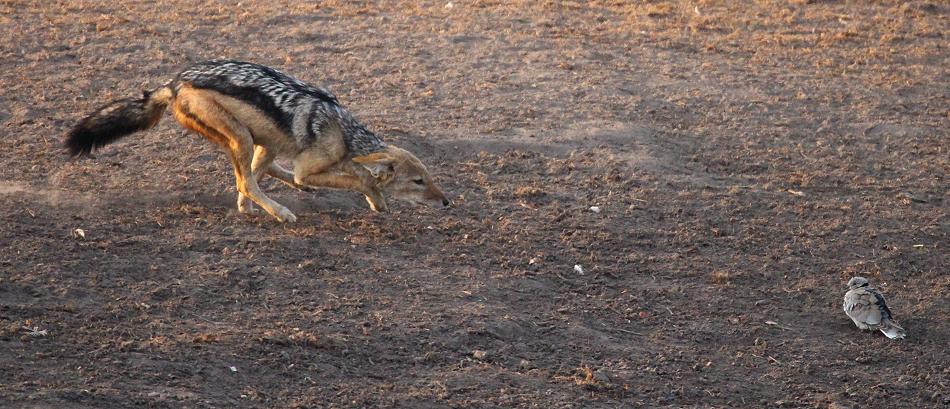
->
[355, 145, 452, 209]
[427, 187, 451, 208]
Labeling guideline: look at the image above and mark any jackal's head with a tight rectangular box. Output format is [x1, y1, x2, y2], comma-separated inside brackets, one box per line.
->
[352, 146, 450, 208]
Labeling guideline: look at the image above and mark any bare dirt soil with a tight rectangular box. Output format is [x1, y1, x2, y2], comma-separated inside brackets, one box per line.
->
[1, 1, 947, 407]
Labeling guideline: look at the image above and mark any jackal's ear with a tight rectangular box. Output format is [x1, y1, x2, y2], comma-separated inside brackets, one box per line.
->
[352, 152, 394, 178]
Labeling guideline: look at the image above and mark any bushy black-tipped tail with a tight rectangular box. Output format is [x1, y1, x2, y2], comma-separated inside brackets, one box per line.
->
[65, 86, 173, 157]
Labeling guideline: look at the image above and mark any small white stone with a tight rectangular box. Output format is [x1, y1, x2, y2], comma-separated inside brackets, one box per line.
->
[444, 2, 454, 9]
[229, 366, 238, 372]
[574, 264, 584, 275]
[589, 206, 601, 213]
[518, 359, 532, 370]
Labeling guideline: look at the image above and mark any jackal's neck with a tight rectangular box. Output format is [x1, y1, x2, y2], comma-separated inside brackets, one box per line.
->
[341, 120, 386, 156]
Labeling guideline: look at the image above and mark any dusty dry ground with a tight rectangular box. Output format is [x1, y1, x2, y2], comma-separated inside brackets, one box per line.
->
[0, 1, 947, 407]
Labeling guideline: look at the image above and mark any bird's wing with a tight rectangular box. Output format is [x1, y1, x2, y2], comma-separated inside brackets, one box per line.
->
[872, 290, 895, 321]
[844, 288, 884, 326]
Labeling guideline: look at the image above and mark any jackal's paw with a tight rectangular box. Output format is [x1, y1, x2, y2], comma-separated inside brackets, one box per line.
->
[237, 195, 258, 214]
[365, 196, 388, 213]
[237, 203, 259, 214]
[274, 207, 297, 223]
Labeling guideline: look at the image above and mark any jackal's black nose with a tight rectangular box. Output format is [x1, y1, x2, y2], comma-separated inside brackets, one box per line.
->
[442, 198, 451, 207]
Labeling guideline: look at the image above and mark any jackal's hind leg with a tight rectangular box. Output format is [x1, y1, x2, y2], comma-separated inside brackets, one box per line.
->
[238, 145, 277, 214]
[172, 87, 295, 222]
[228, 143, 296, 223]
[192, 113, 293, 221]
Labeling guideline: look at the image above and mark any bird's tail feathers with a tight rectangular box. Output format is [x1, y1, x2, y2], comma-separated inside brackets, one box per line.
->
[880, 321, 906, 340]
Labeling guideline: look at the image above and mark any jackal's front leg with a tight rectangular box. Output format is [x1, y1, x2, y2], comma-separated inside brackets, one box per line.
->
[298, 172, 388, 212]
[362, 187, 387, 212]
[267, 163, 316, 192]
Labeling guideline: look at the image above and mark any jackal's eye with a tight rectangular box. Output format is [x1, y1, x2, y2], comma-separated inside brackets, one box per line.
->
[412, 178, 425, 185]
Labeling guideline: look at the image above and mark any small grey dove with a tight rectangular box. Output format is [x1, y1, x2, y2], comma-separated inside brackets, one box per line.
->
[843, 277, 906, 339]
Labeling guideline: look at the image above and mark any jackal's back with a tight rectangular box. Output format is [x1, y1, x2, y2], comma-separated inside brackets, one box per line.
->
[177, 60, 338, 113]
[174, 60, 384, 155]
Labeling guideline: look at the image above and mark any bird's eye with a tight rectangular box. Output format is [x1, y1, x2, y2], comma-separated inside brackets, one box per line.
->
[413, 179, 425, 185]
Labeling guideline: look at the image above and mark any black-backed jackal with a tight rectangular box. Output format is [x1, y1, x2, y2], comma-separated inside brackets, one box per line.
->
[66, 60, 449, 222]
